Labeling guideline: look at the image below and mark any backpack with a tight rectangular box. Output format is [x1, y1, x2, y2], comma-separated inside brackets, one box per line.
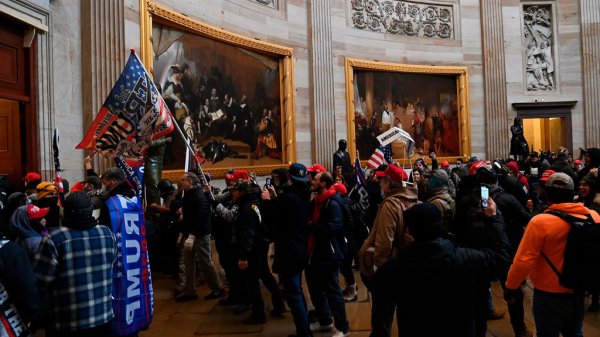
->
[541, 210, 600, 292]
[341, 196, 370, 243]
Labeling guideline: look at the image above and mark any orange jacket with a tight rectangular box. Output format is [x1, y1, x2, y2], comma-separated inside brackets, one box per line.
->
[506, 202, 600, 293]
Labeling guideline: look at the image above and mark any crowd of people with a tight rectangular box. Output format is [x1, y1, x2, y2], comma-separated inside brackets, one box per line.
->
[0, 145, 599, 337]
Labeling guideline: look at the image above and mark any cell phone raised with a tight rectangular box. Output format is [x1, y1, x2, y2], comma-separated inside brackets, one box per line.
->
[264, 177, 271, 189]
[480, 185, 489, 209]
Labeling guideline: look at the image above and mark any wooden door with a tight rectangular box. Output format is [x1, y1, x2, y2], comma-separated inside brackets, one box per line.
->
[0, 99, 21, 186]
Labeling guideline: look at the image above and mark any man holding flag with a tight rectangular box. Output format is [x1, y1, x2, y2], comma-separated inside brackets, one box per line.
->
[77, 50, 172, 336]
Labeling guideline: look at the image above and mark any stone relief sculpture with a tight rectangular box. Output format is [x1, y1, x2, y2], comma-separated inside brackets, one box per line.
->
[252, 0, 277, 9]
[523, 5, 556, 91]
[350, 0, 454, 39]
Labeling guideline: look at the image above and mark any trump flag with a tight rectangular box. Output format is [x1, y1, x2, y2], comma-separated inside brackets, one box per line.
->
[77, 50, 173, 163]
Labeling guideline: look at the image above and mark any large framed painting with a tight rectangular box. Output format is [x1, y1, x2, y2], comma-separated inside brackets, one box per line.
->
[344, 58, 471, 164]
[140, 1, 296, 180]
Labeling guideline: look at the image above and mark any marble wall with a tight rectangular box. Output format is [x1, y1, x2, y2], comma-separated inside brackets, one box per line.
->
[6, 0, 598, 181]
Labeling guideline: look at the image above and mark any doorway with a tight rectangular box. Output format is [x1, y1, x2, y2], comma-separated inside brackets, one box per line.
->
[523, 117, 568, 153]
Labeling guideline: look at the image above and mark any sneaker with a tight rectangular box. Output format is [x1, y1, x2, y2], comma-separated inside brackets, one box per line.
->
[175, 293, 198, 302]
[487, 309, 505, 320]
[204, 289, 225, 300]
[331, 331, 349, 337]
[588, 303, 600, 312]
[242, 315, 266, 324]
[343, 284, 358, 302]
[310, 322, 334, 332]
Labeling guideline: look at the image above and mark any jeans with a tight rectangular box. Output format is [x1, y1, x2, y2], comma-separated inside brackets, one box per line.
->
[307, 264, 349, 334]
[182, 234, 223, 295]
[532, 289, 584, 337]
[281, 273, 310, 337]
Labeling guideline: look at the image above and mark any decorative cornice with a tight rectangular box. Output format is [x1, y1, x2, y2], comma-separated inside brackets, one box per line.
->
[350, 0, 454, 39]
[147, 1, 292, 56]
[512, 101, 577, 109]
[346, 57, 467, 74]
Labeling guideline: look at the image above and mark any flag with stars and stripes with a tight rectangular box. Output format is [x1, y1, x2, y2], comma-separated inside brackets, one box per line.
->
[366, 144, 392, 169]
[77, 50, 174, 164]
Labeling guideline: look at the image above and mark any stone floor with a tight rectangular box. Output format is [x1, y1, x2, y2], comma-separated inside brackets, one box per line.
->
[140, 271, 600, 337]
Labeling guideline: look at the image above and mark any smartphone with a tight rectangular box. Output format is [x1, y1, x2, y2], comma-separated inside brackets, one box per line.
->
[428, 148, 435, 158]
[264, 177, 271, 189]
[481, 186, 489, 209]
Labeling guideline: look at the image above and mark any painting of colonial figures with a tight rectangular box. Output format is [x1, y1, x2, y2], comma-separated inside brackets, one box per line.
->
[152, 23, 284, 171]
[353, 71, 460, 160]
[523, 5, 555, 91]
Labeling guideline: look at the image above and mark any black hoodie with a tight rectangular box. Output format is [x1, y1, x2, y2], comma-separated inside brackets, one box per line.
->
[99, 182, 135, 228]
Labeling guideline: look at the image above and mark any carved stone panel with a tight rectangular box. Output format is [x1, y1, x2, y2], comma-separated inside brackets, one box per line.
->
[350, 0, 454, 39]
[522, 4, 556, 91]
[250, 0, 278, 9]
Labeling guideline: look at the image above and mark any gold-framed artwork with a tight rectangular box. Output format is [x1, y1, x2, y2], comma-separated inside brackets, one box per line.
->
[140, 0, 296, 180]
[344, 57, 471, 165]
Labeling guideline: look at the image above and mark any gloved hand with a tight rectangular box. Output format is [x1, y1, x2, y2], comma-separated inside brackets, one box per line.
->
[504, 287, 522, 304]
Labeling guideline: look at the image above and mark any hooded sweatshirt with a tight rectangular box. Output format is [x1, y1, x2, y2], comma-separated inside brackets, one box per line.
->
[9, 206, 45, 260]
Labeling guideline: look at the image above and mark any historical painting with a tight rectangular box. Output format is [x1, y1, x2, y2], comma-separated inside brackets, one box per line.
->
[345, 58, 470, 163]
[142, 1, 295, 178]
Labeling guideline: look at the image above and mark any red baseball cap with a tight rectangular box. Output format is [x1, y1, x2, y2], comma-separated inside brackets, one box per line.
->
[469, 161, 486, 176]
[574, 159, 582, 165]
[307, 164, 327, 174]
[27, 204, 49, 220]
[225, 170, 250, 181]
[375, 164, 408, 183]
[23, 172, 41, 182]
[506, 161, 519, 173]
[539, 169, 556, 182]
[70, 181, 85, 193]
[440, 160, 449, 167]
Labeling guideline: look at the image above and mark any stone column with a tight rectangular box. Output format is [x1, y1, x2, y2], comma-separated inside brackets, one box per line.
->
[480, 0, 509, 159]
[309, 0, 336, 170]
[581, 0, 600, 147]
[81, 0, 126, 173]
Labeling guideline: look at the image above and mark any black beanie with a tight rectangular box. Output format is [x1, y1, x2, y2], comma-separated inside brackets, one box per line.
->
[64, 192, 94, 222]
[477, 167, 498, 185]
[404, 203, 443, 241]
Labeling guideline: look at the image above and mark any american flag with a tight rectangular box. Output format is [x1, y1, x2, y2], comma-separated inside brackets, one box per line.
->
[53, 129, 64, 205]
[366, 144, 392, 169]
[77, 50, 174, 164]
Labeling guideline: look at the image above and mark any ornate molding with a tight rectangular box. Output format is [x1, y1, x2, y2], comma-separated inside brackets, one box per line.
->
[250, 0, 278, 9]
[346, 57, 467, 75]
[523, 4, 556, 91]
[146, 1, 292, 56]
[350, 0, 454, 39]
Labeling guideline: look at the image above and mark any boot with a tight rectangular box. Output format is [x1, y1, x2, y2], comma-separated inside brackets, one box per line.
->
[343, 283, 358, 302]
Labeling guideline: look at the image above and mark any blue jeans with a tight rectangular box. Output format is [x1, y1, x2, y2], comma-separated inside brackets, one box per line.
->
[532, 289, 584, 337]
[306, 264, 349, 334]
[281, 273, 311, 337]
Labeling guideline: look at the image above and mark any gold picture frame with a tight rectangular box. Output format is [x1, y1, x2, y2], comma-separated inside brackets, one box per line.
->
[140, 0, 296, 180]
[344, 57, 471, 166]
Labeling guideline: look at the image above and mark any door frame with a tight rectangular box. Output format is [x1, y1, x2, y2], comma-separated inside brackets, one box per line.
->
[512, 101, 577, 153]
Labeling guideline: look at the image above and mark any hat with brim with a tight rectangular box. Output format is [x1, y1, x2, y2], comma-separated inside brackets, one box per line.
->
[375, 164, 408, 183]
[27, 204, 49, 220]
[289, 163, 309, 182]
[539, 169, 556, 182]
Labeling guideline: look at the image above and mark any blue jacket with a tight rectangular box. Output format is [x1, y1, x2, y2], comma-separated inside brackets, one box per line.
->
[310, 193, 346, 266]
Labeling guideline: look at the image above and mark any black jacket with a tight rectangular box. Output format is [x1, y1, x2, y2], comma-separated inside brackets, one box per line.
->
[234, 192, 261, 260]
[377, 214, 510, 337]
[489, 186, 531, 256]
[0, 237, 38, 323]
[181, 186, 212, 237]
[263, 183, 310, 275]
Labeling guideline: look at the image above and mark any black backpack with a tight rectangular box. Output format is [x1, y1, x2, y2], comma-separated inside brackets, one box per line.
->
[541, 210, 600, 292]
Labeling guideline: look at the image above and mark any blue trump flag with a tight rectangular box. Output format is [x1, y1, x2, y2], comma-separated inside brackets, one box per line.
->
[107, 195, 154, 336]
[350, 158, 370, 212]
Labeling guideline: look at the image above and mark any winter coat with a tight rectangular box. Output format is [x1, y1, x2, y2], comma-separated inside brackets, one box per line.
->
[310, 193, 346, 266]
[234, 192, 261, 261]
[9, 206, 45, 260]
[359, 186, 418, 278]
[181, 186, 212, 237]
[263, 183, 310, 275]
[377, 213, 510, 337]
[489, 185, 531, 256]
[0, 236, 38, 323]
[427, 188, 455, 233]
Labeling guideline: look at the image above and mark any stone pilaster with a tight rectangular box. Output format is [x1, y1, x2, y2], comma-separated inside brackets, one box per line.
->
[81, 0, 126, 172]
[581, 0, 600, 148]
[481, 0, 509, 159]
[309, 0, 336, 170]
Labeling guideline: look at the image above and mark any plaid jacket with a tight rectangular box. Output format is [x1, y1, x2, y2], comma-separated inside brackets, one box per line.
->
[33, 225, 116, 331]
